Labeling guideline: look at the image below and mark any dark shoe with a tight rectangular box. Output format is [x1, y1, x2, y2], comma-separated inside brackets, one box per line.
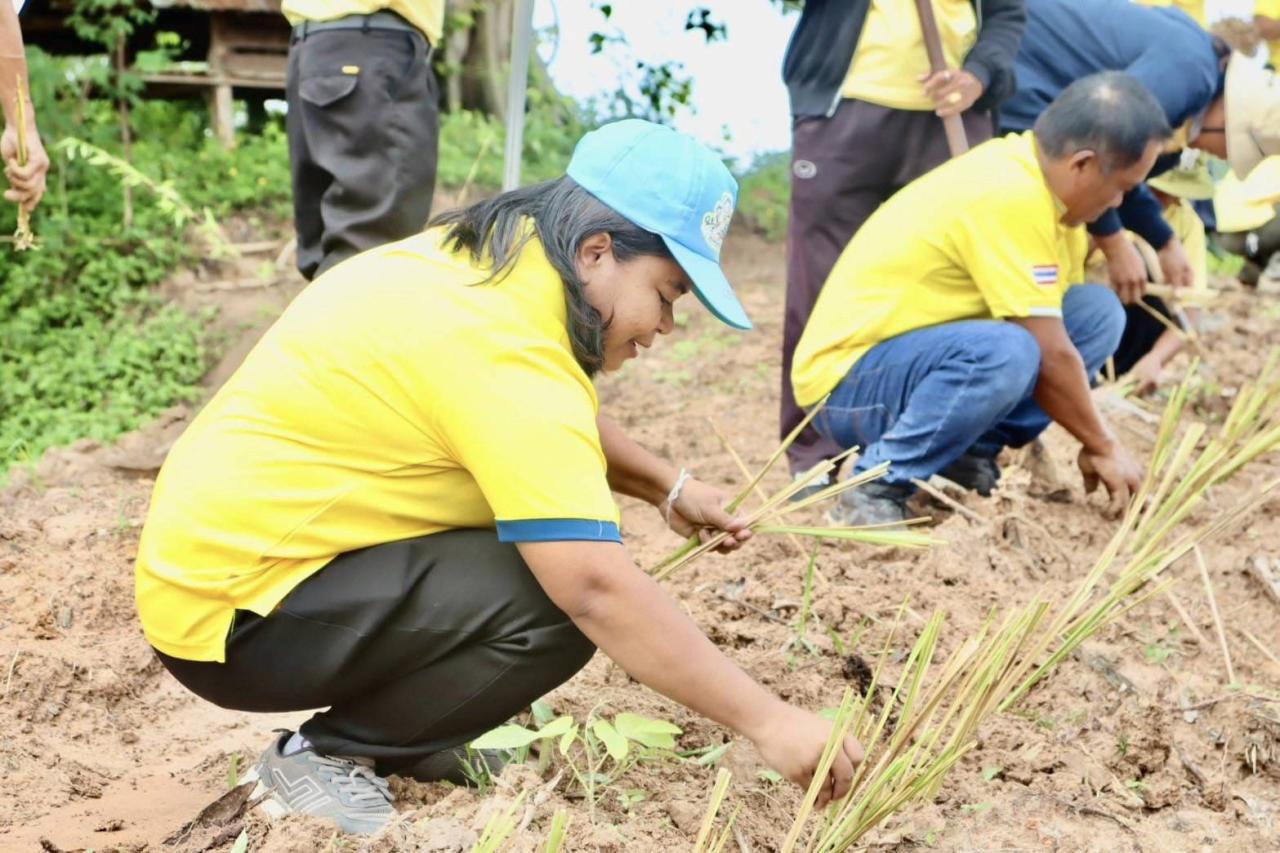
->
[939, 453, 1001, 497]
[412, 745, 507, 786]
[827, 481, 912, 527]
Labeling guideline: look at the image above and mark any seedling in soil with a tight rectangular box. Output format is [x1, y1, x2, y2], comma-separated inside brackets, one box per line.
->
[471, 706, 683, 817]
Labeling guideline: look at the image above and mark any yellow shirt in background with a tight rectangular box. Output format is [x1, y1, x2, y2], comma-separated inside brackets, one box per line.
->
[1131, 0, 1207, 27]
[283, 0, 445, 44]
[1161, 198, 1209, 292]
[1086, 197, 1209, 291]
[1257, 0, 1280, 68]
[793, 133, 1083, 407]
[842, 0, 978, 110]
[136, 227, 620, 662]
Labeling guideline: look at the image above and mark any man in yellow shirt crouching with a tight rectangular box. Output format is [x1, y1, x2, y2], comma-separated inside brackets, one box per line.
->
[793, 72, 1170, 525]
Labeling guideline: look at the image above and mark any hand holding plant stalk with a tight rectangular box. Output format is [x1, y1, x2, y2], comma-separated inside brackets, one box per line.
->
[5, 74, 42, 250]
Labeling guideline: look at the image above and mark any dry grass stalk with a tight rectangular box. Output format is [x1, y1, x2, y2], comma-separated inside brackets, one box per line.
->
[1238, 628, 1280, 669]
[693, 767, 738, 853]
[12, 75, 34, 251]
[1193, 545, 1236, 684]
[652, 402, 940, 579]
[782, 360, 1280, 850]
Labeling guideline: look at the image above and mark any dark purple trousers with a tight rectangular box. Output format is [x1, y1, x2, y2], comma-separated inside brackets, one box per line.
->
[781, 98, 994, 474]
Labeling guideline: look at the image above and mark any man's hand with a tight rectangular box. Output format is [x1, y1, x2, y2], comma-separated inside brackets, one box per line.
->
[666, 478, 753, 554]
[1129, 353, 1164, 397]
[1156, 235, 1194, 290]
[1097, 233, 1148, 304]
[2, 121, 49, 212]
[1078, 441, 1143, 518]
[919, 69, 983, 118]
[748, 701, 863, 808]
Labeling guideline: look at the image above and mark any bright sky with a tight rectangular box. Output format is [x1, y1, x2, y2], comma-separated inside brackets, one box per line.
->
[535, 0, 797, 163]
[536, 0, 1265, 164]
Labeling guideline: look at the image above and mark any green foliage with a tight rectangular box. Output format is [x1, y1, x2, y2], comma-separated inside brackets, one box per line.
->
[437, 89, 590, 191]
[1, 48, 291, 475]
[735, 151, 790, 242]
[471, 706, 682, 812]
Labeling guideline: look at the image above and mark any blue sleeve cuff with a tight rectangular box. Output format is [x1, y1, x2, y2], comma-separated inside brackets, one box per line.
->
[496, 518, 623, 543]
[1087, 209, 1123, 237]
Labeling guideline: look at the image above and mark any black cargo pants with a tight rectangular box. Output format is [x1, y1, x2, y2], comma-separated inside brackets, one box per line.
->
[155, 529, 596, 781]
[286, 16, 440, 280]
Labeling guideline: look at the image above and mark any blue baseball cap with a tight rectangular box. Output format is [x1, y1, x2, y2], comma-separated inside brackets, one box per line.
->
[566, 119, 751, 330]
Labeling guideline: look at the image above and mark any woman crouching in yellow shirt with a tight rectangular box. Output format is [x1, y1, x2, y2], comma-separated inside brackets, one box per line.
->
[134, 119, 862, 834]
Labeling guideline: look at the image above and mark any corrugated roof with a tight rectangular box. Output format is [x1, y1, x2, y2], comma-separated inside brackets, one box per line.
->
[149, 0, 282, 12]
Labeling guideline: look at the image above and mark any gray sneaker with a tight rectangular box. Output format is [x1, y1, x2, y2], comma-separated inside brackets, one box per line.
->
[827, 481, 911, 527]
[243, 731, 396, 835]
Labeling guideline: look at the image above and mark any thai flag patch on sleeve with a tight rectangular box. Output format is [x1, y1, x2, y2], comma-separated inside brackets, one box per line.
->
[1031, 264, 1059, 287]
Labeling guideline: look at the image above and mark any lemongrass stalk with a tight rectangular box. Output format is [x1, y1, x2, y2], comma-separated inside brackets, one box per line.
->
[774, 459, 887, 516]
[730, 394, 831, 513]
[693, 768, 734, 853]
[753, 525, 938, 548]
[711, 417, 807, 557]
[780, 688, 858, 853]
[542, 808, 570, 853]
[708, 806, 741, 853]
[652, 455, 844, 579]
[471, 790, 528, 853]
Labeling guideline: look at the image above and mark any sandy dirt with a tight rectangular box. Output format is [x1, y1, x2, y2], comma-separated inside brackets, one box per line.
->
[2, 227, 1278, 852]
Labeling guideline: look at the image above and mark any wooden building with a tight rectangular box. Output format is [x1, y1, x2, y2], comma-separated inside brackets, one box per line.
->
[19, 0, 291, 145]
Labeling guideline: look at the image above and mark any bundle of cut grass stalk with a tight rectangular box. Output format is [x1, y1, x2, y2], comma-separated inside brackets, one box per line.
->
[650, 403, 938, 580]
[776, 359, 1280, 851]
[12, 76, 35, 252]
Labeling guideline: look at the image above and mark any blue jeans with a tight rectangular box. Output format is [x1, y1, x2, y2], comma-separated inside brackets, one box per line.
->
[814, 284, 1125, 487]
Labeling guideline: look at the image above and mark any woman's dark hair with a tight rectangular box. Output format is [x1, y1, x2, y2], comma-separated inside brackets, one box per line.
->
[430, 176, 673, 376]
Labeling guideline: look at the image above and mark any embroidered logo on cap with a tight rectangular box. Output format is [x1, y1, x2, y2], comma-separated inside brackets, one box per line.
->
[701, 192, 733, 253]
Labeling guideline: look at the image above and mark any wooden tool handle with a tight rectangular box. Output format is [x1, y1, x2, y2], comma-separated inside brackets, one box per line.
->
[912, 0, 969, 158]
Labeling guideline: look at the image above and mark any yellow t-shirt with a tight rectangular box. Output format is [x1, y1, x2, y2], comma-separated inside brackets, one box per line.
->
[283, 0, 444, 44]
[842, 0, 978, 111]
[1130, 0, 1207, 27]
[136, 227, 620, 662]
[792, 132, 1085, 407]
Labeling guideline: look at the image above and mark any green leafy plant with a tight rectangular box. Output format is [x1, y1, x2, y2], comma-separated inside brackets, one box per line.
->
[471, 706, 682, 815]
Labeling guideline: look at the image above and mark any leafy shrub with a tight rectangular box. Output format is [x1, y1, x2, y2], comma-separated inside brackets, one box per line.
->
[735, 150, 790, 242]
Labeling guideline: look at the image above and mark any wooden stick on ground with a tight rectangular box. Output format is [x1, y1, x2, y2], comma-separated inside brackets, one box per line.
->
[1193, 546, 1236, 685]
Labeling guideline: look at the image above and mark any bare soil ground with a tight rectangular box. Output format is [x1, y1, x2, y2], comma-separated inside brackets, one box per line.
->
[2, 228, 1278, 852]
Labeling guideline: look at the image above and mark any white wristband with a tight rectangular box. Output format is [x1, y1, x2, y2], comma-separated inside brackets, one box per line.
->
[663, 468, 693, 525]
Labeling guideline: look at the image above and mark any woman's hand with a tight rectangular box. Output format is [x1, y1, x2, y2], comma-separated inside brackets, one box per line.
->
[664, 477, 753, 554]
[749, 701, 864, 807]
[1130, 352, 1164, 397]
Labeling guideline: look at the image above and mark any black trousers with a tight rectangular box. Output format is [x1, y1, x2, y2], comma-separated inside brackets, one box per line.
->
[156, 529, 596, 781]
[1112, 295, 1172, 376]
[286, 22, 440, 281]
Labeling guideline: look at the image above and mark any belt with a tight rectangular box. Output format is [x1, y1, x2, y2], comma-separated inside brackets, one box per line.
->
[292, 10, 420, 41]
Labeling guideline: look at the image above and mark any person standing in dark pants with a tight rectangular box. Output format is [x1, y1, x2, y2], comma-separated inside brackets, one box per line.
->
[282, 0, 443, 280]
[778, 0, 1026, 491]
